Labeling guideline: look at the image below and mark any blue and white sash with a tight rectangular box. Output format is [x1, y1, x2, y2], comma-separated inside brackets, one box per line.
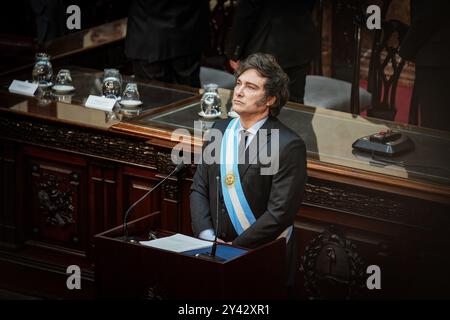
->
[220, 118, 293, 241]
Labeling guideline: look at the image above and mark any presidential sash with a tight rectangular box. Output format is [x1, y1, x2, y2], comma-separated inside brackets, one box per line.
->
[220, 118, 292, 241]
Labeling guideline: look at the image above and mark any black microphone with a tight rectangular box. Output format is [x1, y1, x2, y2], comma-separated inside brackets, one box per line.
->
[119, 162, 184, 242]
[210, 176, 220, 256]
[196, 176, 225, 262]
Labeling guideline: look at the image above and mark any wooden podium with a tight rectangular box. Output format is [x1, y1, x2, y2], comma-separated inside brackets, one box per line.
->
[94, 212, 287, 299]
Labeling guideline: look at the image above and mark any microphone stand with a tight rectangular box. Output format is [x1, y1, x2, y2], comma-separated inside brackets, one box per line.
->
[118, 163, 184, 242]
[210, 176, 220, 256]
[196, 176, 225, 262]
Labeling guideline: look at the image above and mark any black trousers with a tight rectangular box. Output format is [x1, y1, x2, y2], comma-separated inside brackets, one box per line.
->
[132, 54, 201, 88]
[414, 66, 450, 132]
[285, 63, 310, 104]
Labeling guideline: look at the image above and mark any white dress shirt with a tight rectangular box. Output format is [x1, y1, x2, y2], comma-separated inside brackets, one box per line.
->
[238, 116, 268, 149]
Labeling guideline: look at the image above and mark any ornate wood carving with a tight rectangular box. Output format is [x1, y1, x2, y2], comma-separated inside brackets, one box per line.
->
[300, 226, 366, 299]
[29, 160, 85, 248]
[161, 180, 180, 201]
[2, 115, 447, 232]
[37, 171, 75, 228]
[303, 177, 431, 227]
[0, 116, 164, 168]
[31, 163, 78, 231]
[155, 151, 176, 172]
[367, 19, 409, 120]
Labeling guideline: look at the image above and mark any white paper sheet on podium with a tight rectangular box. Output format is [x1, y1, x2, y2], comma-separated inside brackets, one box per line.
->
[140, 233, 212, 253]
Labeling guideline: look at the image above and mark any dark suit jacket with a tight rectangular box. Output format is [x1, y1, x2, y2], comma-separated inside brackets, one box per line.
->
[225, 0, 319, 68]
[30, 0, 65, 47]
[190, 116, 307, 282]
[399, 0, 450, 67]
[125, 0, 210, 63]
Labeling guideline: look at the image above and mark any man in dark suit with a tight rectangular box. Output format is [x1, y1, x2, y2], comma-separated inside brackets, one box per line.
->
[225, 0, 319, 103]
[30, 0, 65, 49]
[190, 53, 307, 288]
[399, 0, 450, 132]
[125, 0, 210, 88]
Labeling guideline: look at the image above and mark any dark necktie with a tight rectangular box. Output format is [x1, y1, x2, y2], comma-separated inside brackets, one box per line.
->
[239, 130, 250, 163]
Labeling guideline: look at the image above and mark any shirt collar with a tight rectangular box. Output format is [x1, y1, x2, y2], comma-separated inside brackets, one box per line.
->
[238, 116, 268, 136]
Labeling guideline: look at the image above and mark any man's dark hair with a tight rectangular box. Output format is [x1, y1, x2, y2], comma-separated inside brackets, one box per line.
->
[235, 53, 290, 117]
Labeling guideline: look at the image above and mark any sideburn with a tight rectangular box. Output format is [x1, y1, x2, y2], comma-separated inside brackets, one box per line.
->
[256, 95, 277, 116]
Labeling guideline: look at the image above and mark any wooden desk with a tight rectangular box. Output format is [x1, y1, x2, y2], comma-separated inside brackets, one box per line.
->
[0, 68, 449, 298]
[0, 68, 198, 298]
[113, 99, 450, 298]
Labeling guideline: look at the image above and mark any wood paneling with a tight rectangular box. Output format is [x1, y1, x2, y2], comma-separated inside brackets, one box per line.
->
[24, 149, 88, 255]
[0, 142, 19, 248]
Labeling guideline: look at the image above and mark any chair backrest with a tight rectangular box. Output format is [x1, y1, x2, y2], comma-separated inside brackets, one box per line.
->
[330, 0, 393, 114]
[367, 19, 409, 121]
[330, 0, 372, 114]
[200, 66, 236, 90]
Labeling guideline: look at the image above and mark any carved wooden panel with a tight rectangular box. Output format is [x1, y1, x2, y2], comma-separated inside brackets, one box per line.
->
[161, 180, 181, 202]
[303, 176, 450, 228]
[295, 209, 450, 299]
[89, 163, 120, 236]
[88, 162, 120, 254]
[0, 115, 165, 168]
[294, 221, 397, 298]
[180, 179, 194, 235]
[0, 142, 19, 247]
[121, 173, 162, 228]
[26, 155, 87, 252]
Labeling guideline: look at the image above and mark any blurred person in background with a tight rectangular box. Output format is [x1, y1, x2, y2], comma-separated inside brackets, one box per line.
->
[400, 0, 450, 132]
[125, 0, 210, 88]
[225, 0, 320, 104]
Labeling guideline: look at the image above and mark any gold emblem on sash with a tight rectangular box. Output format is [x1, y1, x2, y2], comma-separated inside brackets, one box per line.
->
[225, 173, 235, 186]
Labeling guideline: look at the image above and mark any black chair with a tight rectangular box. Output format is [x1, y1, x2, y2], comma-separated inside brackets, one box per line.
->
[366, 19, 409, 121]
[200, 66, 235, 90]
[304, 0, 372, 114]
[201, 1, 237, 91]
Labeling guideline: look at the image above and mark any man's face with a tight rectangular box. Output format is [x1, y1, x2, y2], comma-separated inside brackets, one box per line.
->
[232, 69, 273, 117]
